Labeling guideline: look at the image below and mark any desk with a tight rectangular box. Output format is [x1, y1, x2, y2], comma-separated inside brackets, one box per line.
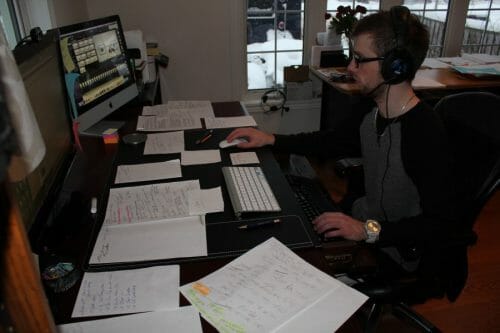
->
[44, 101, 366, 332]
[311, 67, 500, 129]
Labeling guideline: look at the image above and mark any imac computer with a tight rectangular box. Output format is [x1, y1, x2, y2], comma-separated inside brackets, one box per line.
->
[57, 15, 138, 136]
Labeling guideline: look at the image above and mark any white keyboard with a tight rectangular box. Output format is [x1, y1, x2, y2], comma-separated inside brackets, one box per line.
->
[222, 166, 281, 217]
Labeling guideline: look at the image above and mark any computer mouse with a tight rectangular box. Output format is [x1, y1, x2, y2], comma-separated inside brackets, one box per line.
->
[219, 138, 248, 148]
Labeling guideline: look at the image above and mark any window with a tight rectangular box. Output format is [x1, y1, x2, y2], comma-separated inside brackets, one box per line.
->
[462, 0, 500, 55]
[247, 0, 305, 90]
[0, 0, 21, 49]
[326, 0, 380, 52]
[404, 0, 450, 57]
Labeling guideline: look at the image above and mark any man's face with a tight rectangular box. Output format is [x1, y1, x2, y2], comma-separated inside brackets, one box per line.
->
[347, 33, 385, 97]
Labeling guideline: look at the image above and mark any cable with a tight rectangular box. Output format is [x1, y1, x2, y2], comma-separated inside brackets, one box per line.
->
[261, 89, 289, 115]
[379, 85, 392, 222]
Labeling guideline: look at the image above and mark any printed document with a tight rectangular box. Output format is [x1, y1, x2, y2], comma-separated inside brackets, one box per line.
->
[59, 306, 203, 333]
[204, 115, 257, 129]
[188, 187, 224, 216]
[90, 216, 207, 264]
[72, 266, 179, 317]
[143, 131, 184, 155]
[230, 152, 259, 165]
[114, 159, 182, 184]
[180, 237, 367, 333]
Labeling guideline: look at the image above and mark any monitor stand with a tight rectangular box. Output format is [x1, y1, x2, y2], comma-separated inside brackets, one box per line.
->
[79, 120, 125, 137]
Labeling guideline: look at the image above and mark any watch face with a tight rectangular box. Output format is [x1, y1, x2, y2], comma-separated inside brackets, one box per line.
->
[366, 220, 380, 233]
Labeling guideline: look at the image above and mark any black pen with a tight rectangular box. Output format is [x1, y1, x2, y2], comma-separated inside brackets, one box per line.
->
[195, 130, 213, 144]
[238, 218, 282, 230]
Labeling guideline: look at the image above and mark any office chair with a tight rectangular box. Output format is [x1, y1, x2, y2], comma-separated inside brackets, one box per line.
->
[341, 91, 500, 333]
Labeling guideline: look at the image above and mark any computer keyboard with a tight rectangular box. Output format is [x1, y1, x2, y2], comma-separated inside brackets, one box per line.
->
[285, 174, 340, 223]
[222, 166, 281, 217]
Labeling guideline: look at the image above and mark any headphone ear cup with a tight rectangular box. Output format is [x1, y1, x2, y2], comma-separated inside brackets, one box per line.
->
[381, 49, 413, 84]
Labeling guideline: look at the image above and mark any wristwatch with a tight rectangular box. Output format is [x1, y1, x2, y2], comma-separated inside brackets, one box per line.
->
[365, 219, 381, 243]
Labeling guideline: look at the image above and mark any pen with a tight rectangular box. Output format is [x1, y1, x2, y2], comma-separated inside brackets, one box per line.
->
[238, 218, 281, 230]
[196, 130, 213, 144]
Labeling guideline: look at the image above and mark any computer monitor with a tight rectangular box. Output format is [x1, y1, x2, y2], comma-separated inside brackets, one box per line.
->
[10, 30, 74, 248]
[57, 15, 138, 136]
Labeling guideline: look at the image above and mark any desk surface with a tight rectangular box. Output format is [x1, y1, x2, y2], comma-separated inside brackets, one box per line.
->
[46, 101, 365, 332]
[311, 67, 500, 95]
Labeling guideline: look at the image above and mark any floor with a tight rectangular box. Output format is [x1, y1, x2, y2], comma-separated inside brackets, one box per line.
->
[313, 159, 500, 332]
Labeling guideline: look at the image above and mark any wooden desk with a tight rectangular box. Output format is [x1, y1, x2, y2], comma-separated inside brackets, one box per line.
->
[311, 67, 500, 129]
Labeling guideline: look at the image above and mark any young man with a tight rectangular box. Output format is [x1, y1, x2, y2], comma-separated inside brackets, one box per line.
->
[226, 6, 461, 273]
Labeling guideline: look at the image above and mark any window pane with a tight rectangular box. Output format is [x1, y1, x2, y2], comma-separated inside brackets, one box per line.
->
[404, 0, 449, 57]
[247, 0, 304, 90]
[327, 0, 380, 12]
[462, 0, 500, 55]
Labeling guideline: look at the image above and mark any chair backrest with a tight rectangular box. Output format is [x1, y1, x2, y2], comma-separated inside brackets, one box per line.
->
[434, 91, 500, 227]
[432, 92, 500, 301]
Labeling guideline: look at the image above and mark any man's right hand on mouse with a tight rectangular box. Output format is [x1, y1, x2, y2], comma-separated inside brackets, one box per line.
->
[226, 127, 275, 149]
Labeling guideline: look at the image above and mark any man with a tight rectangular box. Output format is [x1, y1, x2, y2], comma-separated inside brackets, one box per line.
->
[226, 6, 460, 273]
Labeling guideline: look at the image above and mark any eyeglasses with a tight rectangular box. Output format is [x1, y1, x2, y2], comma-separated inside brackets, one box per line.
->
[351, 53, 385, 67]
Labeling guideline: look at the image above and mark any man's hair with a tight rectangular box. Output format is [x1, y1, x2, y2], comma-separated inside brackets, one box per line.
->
[352, 7, 429, 81]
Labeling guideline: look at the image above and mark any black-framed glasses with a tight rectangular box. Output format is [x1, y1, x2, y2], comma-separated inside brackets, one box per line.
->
[351, 53, 385, 67]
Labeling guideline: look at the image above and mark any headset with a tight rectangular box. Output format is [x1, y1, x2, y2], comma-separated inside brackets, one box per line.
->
[261, 88, 289, 114]
[381, 6, 415, 84]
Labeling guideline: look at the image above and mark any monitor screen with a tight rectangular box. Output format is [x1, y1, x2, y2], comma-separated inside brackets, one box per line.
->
[10, 30, 74, 245]
[58, 15, 138, 135]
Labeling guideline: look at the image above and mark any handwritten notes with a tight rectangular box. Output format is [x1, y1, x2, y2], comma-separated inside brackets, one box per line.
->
[180, 237, 367, 333]
[230, 152, 259, 165]
[89, 216, 207, 264]
[143, 100, 214, 118]
[204, 115, 257, 129]
[143, 131, 184, 155]
[72, 266, 179, 317]
[114, 160, 182, 184]
[103, 180, 200, 225]
[136, 114, 202, 132]
[188, 187, 224, 215]
[60, 306, 203, 333]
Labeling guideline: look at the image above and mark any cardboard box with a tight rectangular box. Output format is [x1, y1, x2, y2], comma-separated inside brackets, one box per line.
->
[284, 65, 309, 82]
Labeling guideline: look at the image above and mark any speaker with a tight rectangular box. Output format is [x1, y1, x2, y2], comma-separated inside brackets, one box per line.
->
[381, 6, 414, 84]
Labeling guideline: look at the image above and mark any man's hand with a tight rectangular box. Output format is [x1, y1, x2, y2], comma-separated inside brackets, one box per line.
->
[312, 212, 367, 241]
[226, 127, 275, 149]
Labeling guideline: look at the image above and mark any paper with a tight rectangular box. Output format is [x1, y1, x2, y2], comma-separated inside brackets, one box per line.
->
[180, 237, 367, 333]
[143, 100, 214, 118]
[72, 266, 179, 317]
[188, 187, 224, 215]
[114, 159, 182, 184]
[59, 306, 203, 333]
[181, 150, 221, 166]
[437, 57, 479, 66]
[103, 180, 200, 225]
[136, 114, 202, 132]
[421, 58, 451, 69]
[204, 115, 257, 129]
[230, 152, 259, 165]
[143, 131, 184, 155]
[452, 63, 500, 76]
[412, 72, 446, 88]
[461, 53, 500, 64]
[90, 216, 207, 264]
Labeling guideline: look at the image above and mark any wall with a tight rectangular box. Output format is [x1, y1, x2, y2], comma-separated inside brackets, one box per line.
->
[85, 0, 246, 102]
[49, 0, 89, 27]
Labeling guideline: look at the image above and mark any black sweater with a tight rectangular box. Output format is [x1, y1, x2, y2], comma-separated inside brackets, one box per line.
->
[273, 102, 461, 249]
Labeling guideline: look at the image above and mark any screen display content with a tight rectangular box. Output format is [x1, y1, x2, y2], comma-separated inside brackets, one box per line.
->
[58, 16, 138, 135]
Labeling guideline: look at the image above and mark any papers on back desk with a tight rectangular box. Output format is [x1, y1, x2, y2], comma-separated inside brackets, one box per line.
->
[180, 237, 368, 333]
[114, 159, 182, 184]
[72, 266, 179, 317]
[143, 131, 184, 155]
[137, 115, 202, 132]
[204, 115, 257, 129]
[142, 100, 214, 117]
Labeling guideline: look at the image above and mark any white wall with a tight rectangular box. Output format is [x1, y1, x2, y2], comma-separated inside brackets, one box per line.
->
[85, 0, 246, 102]
[49, 0, 89, 27]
